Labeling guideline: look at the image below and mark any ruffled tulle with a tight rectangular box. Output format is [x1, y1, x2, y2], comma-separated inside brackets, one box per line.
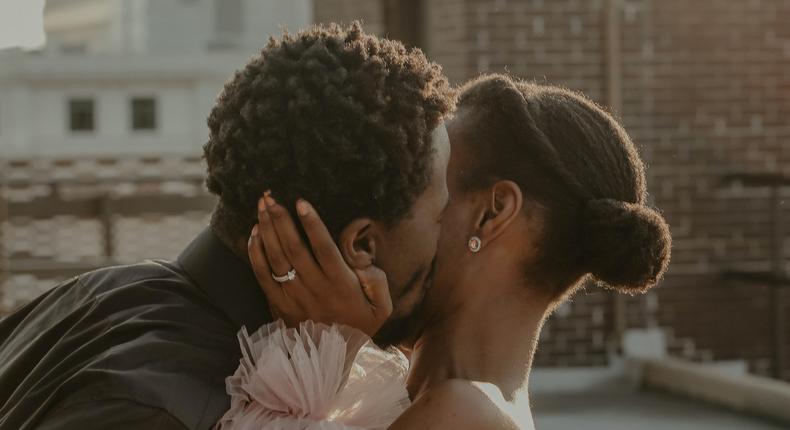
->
[215, 320, 410, 430]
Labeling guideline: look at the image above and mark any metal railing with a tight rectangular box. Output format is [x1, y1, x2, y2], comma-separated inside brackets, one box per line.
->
[719, 172, 790, 380]
[0, 157, 217, 313]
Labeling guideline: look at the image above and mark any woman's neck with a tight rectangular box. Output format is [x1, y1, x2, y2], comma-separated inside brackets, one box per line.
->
[405, 272, 550, 402]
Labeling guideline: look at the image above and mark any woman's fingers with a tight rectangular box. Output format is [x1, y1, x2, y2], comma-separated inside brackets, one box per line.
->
[251, 195, 391, 336]
[247, 225, 287, 310]
[257, 196, 317, 312]
[355, 266, 393, 322]
[257, 195, 296, 279]
[263, 196, 324, 287]
[295, 199, 349, 280]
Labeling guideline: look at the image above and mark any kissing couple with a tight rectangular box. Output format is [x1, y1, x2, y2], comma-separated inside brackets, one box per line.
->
[0, 23, 671, 430]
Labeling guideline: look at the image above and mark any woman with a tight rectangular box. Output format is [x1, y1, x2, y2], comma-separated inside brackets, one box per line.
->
[217, 74, 672, 429]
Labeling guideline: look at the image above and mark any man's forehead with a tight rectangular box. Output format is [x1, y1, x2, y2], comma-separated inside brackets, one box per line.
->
[430, 122, 451, 159]
[431, 122, 449, 142]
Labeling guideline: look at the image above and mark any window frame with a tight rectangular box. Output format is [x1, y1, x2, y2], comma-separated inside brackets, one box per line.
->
[67, 97, 96, 133]
[130, 96, 158, 132]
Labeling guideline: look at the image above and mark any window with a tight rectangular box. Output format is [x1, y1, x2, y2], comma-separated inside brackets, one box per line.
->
[208, 0, 243, 49]
[131, 97, 157, 131]
[68, 98, 95, 132]
[215, 0, 243, 35]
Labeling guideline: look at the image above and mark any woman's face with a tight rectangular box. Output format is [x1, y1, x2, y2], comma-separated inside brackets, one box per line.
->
[409, 111, 485, 330]
[370, 124, 451, 346]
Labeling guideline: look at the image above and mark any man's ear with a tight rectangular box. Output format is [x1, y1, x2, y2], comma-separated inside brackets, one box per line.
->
[474, 180, 524, 248]
[338, 218, 377, 270]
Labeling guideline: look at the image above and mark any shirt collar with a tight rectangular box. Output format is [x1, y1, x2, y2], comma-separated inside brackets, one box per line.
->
[177, 226, 271, 331]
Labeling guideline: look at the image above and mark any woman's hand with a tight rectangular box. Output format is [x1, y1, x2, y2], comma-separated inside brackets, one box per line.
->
[247, 193, 392, 337]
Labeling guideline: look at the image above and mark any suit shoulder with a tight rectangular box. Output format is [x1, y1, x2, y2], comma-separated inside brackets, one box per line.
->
[67, 260, 218, 311]
[77, 260, 186, 289]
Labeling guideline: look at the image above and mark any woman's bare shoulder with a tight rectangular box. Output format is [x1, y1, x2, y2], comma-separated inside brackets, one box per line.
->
[389, 379, 533, 430]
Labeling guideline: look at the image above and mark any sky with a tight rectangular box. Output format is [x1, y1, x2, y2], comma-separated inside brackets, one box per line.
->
[0, 0, 46, 50]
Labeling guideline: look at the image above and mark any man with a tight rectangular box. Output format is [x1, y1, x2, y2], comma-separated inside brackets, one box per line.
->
[0, 23, 453, 429]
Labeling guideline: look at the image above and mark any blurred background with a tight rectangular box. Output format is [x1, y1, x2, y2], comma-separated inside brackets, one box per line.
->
[0, 0, 788, 428]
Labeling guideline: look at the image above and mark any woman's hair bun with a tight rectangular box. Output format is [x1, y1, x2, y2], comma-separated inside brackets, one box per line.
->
[581, 198, 671, 294]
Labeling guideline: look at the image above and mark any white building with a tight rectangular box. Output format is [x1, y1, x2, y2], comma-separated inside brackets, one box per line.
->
[0, 0, 312, 158]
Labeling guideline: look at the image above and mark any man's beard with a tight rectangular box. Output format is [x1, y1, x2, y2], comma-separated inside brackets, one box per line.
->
[371, 259, 436, 348]
[372, 313, 418, 348]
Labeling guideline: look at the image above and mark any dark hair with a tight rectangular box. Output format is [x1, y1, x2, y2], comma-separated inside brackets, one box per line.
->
[456, 74, 671, 297]
[204, 23, 454, 240]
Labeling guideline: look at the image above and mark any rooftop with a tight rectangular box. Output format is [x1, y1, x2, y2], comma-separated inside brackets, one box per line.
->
[533, 383, 784, 430]
[529, 360, 790, 429]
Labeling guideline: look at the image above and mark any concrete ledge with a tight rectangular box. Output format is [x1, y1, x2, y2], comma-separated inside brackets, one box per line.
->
[530, 365, 626, 394]
[631, 357, 790, 424]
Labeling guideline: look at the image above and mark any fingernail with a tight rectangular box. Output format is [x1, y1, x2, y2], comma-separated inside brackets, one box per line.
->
[264, 194, 276, 207]
[258, 197, 266, 212]
[251, 225, 259, 236]
[296, 199, 311, 216]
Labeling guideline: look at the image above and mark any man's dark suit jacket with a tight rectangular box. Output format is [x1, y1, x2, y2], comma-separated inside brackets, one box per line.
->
[0, 227, 272, 429]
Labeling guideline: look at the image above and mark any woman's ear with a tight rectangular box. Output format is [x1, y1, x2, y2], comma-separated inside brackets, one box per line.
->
[338, 218, 377, 270]
[474, 180, 524, 247]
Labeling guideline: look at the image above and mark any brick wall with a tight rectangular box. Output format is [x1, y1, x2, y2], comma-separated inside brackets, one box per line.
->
[314, 0, 790, 379]
[313, 0, 385, 35]
[422, 0, 469, 83]
[618, 0, 790, 379]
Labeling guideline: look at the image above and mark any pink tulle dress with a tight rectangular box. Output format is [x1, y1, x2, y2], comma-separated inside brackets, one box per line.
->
[214, 320, 411, 430]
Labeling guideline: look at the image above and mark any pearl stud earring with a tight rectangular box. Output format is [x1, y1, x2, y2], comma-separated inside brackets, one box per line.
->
[468, 236, 482, 253]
